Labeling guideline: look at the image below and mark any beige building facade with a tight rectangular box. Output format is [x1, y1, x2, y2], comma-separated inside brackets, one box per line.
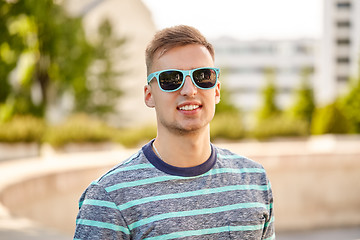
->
[55, 0, 157, 126]
[316, 0, 360, 105]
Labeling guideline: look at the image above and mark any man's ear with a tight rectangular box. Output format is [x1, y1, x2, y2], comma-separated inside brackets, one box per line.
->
[215, 81, 221, 104]
[144, 84, 155, 108]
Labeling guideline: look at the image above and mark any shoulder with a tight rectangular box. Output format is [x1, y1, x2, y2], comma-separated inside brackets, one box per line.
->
[214, 145, 265, 170]
[92, 148, 153, 189]
[213, 144, 273, 194]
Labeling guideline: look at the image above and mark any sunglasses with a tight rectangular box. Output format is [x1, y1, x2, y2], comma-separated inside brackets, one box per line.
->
[147, 67, 220, 92]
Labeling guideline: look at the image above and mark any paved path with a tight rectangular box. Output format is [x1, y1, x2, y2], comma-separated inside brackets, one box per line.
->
[277, 227, 360, 240]
[0, 216, 70, 240]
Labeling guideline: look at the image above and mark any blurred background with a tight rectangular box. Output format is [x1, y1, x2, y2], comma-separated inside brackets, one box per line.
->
[0, 0, 359, 239]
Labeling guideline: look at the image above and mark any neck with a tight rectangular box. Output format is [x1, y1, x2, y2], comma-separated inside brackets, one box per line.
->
[154, 125, 211, 168]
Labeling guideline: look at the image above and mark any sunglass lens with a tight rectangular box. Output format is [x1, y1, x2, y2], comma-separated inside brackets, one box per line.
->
[193, 69, 217, 88]
[159, 70, 183, 91]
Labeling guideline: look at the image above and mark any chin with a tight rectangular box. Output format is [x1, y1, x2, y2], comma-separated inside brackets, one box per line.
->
[172, 123, 209, 136]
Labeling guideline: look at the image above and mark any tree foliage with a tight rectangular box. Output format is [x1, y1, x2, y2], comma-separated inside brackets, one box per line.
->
[339, 77, 360, 133]
[215, 83, 238, 114]
[257, 68, 280, 121]
[311, 102, 349, 135]
[78, 19, 126, 117]
[287, 67, 315, 125]
[0, 0, 125, 121]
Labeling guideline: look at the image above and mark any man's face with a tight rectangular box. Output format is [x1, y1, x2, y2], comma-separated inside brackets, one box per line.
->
[144, 44, 221, 135]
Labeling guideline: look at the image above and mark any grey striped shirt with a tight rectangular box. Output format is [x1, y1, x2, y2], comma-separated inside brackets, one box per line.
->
[74, 140, 275, 239]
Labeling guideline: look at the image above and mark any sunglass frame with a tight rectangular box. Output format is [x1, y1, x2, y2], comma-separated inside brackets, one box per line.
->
[147, 67, 220, 92]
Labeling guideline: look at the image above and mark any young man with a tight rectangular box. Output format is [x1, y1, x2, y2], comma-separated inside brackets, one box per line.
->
[74, 25, 275, 240]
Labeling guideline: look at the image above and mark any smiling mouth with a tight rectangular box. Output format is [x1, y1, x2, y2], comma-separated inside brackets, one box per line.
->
[178, 105, 201, 111]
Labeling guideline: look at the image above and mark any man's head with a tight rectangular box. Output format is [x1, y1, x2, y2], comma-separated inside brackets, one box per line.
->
[144, 25, 220, 135]
[145, 25, 215, 75]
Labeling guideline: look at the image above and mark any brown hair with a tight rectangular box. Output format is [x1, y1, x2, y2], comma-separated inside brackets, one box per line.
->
[145, 25, 215, 75]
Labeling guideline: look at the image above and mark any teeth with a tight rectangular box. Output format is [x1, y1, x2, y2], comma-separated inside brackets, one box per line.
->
[179, 105, 199, 111]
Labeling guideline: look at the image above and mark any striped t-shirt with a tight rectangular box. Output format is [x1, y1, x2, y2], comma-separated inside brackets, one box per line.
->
[74, 140, 275, 240]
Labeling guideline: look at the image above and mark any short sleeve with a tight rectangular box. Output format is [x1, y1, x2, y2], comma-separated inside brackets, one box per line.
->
[73, 182, 131, 240]
[262, 178, 275, 240]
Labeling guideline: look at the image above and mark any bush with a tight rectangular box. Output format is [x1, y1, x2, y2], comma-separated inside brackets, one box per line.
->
[256, 68, 280, 121]
[251, 114, 309, 140]
[210, 113, 245, 140]
[286, 68, 315, 125]
[311, 102, 350, 135]
[114, 125, 157, 148]
[0, 115, 45, 143]
[0, 113, 157, 148]
[44, 114, 114, 147]
[339, 78, 360, 133]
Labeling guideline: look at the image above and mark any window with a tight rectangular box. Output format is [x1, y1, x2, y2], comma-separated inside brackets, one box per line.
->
[336, 57, 350, 63]
[337, 75, 349, 82]
[336, 21, 351, 28]
[336, 38, 351, 45]
[295, 45, 312, 54]
[336, 1, 351, 8]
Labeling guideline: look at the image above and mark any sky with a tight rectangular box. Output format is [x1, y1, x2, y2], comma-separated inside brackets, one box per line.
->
[142, 0, 324, 40]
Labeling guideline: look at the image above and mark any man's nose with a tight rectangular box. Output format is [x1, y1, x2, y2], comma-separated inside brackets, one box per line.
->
[180, 75, 197, 96]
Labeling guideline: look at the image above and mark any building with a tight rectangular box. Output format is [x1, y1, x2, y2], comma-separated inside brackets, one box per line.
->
[316, 0, 360, 105]
[213, 37, 317, 112]
[214, 0, 360, 112]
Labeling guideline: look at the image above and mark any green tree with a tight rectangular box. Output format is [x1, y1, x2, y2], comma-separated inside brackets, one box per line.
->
[287, 67, 315, 125]
[215, 83, 238, 114]
[339, 77, 360, 133]
[211, 73, 244, 140]
[0, 1, 125, 121]
[257, 68, 280, 120]
[77, 19, 126, 117]
[0, 0, 92, 119]
[311, 102, 349, 135]
[251, 68, 310, 140]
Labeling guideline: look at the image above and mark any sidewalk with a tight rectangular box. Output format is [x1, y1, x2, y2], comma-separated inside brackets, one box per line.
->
[0, 213, 70, 240]
[277, 227, 360, 240]
[0, 223, 70, 240]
